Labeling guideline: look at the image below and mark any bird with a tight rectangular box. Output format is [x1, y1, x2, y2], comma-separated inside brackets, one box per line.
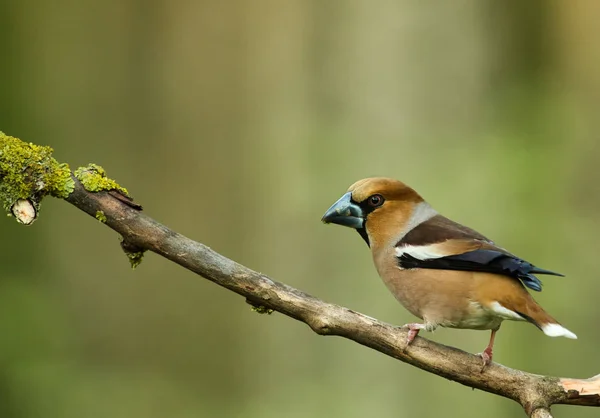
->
[321, 177, 576, 370]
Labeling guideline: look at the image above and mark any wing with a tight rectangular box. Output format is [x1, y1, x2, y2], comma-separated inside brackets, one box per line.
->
[396, 215, 564, 292]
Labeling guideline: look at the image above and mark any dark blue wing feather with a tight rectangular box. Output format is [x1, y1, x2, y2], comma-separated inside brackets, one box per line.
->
[398, 249, 563, 292]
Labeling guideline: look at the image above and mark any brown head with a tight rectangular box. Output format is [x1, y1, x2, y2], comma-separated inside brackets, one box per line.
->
[322, 177, 432, 249]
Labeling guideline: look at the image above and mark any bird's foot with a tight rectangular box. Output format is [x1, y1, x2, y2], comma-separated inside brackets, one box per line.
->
[401, 323, 426, 350]
[477, 328, 498, 372]
[477, 346, 493, 372]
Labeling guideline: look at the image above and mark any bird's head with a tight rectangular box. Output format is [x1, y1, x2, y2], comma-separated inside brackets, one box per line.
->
[321, 177, 430, 248]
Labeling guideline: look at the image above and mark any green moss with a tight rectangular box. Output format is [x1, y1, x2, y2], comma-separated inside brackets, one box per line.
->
[251, 305, 274, 315]
[126, 250, 145, 269]
[119, 236, 145, 269]
[95, 210, 107, 223]
[0, 132, 75, 216]
[74, 163, 128, 195]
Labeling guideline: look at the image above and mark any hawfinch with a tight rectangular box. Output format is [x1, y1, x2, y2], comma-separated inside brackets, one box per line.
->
[322, 177, 576, 369]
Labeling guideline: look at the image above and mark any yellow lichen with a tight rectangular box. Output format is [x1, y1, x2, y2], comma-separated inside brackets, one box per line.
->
[0, 132, 74, 216]
[74, 164, 128, 195]
[95, 210, 107, 223]
[251, 305, 274, 315]
[126, 250, 145, 269]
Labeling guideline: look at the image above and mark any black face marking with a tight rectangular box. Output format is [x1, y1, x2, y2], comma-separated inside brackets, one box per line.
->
[352, 196, 383, 248]
[356, 197, 379, 217]
[357, 228, 370, 247]
[397, 249, 564, 292]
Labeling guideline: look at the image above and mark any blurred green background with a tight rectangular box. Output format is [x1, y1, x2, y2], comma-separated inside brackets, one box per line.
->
[1, 1, 599, 417]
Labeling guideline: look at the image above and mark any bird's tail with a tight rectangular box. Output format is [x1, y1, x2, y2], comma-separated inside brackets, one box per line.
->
[515, 298, 577, 339]
[539, 321, 577, 339]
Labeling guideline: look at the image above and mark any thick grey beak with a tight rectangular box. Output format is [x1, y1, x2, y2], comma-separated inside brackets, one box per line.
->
[321, 192, 364, 229]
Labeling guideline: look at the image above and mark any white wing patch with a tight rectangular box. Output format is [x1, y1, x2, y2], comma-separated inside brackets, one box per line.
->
[395, 242, 447, 260]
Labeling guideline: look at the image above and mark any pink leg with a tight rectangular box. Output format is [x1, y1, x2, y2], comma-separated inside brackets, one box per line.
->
[479, 328, 498, 372]
[402, 323, 427, 347]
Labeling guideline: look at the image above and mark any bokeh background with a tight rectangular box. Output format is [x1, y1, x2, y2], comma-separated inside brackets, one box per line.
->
[1, 1, 599, 417]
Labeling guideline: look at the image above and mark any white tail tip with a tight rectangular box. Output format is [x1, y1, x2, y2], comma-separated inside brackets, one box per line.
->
[542, 323, 577, 339]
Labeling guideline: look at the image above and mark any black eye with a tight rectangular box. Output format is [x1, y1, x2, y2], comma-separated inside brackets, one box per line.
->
[368, 194, 384, 207]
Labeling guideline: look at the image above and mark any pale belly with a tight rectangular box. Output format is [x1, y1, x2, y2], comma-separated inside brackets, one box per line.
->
[444, 301, 504, 330]
[379, 267, 516, 331]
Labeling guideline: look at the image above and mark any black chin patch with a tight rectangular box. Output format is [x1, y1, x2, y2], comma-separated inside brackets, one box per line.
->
[357, 227, 370, 247]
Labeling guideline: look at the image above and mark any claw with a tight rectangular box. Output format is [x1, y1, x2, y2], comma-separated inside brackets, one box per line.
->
[478, 346, 493, 372]
[401, 323, 426, 350]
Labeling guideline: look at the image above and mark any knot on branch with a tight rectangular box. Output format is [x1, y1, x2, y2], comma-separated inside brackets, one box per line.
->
[306, 315, 335, 335]
[120, 238, 146, 269]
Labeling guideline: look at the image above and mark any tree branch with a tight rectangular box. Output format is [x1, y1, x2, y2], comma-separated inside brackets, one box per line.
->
[64, 179, 600, 417]
[1, 133, 599, 417]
